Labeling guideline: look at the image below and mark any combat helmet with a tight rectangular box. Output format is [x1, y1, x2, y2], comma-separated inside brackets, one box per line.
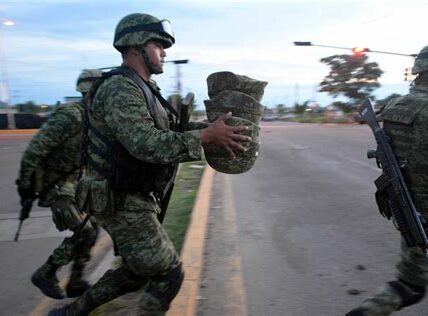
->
[412, 46, 428, 75]
[76, 69, 103, 93]
[113, 13, 175, 51]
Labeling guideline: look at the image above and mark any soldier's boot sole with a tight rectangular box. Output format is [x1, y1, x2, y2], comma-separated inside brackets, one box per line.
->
[31, 269, 65, 299]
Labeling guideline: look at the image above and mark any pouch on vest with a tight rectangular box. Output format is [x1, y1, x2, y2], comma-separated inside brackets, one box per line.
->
[90, 179, 114, 215]
[382, 99, 427, 125]
[374, 174, 392, 219]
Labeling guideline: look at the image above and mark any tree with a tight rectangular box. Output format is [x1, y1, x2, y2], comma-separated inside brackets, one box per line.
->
[276, 104, 286, 116]
[319, 54, 383, 112]
[16, 101, 38, 113]
[294, 100, 309, 114]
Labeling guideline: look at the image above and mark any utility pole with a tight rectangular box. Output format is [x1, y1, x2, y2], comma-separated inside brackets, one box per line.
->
[166, 59, 189, 110]
[0, 19, 15, 108]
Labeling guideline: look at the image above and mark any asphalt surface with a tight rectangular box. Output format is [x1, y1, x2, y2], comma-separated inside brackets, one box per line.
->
[198, 122, 428, 316]
[1, 124, 428, 315]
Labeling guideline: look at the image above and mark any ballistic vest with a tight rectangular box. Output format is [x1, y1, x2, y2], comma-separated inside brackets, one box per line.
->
[382, 85, 428, 212]
[84, 66, 178, 197]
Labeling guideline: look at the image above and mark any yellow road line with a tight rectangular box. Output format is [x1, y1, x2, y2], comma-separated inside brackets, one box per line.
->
[168, 165, 215, 316]
[223, 174, 248, 316]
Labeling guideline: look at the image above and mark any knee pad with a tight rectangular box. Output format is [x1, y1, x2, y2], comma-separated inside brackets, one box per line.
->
[148, 263, 184, 310]
[389, 280, 426, 309]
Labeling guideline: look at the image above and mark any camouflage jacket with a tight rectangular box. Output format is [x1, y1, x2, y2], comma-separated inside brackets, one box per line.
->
[382, 84, 428, 212]
[82, 69, 203, 213]
[18, 102, 84, 206]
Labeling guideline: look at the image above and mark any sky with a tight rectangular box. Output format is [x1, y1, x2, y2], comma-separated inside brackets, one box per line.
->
[0, 0, 427, 109]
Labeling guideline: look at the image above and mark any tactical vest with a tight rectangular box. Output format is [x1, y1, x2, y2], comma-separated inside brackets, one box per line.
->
[382, 92, 428, 212]
[83, 66, 179, 198]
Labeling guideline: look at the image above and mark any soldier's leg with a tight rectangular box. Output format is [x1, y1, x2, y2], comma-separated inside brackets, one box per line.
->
[66, 219, 99, 297]
[31, 195, 77, 299]
[347, 239, 428, 316]
[48, 264, 148, 316]
[51, 209, 182, 315]
[32, 183, 97, 299]
[113, 210, 183, 315]
[48, 209, 166, 315]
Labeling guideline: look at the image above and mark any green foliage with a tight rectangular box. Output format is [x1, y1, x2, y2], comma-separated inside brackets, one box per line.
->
[276, 103, 286, 115]
[331, 101, 353, 113]
[319, 54, 383, 111]
[294, 100, 310, 114]
[15, 101, 55, 113]
[16, 101, 38, 113]
[164, 160, 206, 253]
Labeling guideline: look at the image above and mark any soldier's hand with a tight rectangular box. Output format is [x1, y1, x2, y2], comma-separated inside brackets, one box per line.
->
[16, 179, 36, 204]
[200, 112, 252, 160]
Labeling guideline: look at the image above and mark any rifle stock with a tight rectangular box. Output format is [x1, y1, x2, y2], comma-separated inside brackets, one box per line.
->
[359, 98, 428, 251]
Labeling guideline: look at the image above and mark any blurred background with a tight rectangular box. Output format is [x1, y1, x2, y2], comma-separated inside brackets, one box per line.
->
[0, 0, 425, 121]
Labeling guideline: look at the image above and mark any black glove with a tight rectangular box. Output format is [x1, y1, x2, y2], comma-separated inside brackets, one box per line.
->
[16, 179, 37, 203]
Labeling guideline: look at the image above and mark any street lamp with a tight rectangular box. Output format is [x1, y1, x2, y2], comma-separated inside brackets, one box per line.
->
[293, 41, 416, 57]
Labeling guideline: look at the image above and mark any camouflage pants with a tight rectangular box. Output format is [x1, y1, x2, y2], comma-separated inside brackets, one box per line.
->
[352, 239, 428, 315]
[73, 206, 182, 315]
[48, 182, 98, 270]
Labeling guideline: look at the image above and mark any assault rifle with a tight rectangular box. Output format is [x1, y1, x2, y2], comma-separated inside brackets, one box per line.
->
[157, 92, 195, 224]
[14, 197, 35, 241]
[359, 98, 428, 252]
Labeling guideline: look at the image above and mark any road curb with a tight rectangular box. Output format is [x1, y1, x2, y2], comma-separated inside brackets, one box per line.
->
[168, 165, 215, 316]
[0, 129, 38, 134]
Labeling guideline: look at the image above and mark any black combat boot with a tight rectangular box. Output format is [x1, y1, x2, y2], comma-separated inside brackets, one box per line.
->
[346, 279, 426, 316]
[66, 262, 91, 297]
[346, 307, 367, 316]
[31, 259, 65, 299]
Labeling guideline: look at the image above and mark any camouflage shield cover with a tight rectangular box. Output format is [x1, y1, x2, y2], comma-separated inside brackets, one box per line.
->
[203, 116, 261, 174]
[204, 71, 268, 174]
[207, 71, 268, 102]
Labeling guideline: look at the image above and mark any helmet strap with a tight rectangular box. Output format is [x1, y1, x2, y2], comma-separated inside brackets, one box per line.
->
[139, 46, 163, 75]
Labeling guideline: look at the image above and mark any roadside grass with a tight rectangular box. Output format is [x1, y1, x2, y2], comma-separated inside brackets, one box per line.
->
[291, 115, 350, 124]
[164, 160, 206, 253]
[90, 160, 206, 315]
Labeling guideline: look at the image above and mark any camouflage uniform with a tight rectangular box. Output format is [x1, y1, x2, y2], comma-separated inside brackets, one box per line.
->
[347, 48, 428, 316]
[65, 67, 204, 315]
[49, 13, 206, 316]
[17, 70, 102, 299]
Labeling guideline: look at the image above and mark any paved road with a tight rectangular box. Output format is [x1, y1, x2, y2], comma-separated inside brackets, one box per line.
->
[2, 124, 428, 316]
[198, 122, 427, 316]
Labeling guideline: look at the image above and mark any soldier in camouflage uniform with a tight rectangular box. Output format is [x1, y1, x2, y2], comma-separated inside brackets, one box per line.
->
[347, 46, 428, 315]
[16, 69, 102, 299]
[48, 13, 251, 316]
